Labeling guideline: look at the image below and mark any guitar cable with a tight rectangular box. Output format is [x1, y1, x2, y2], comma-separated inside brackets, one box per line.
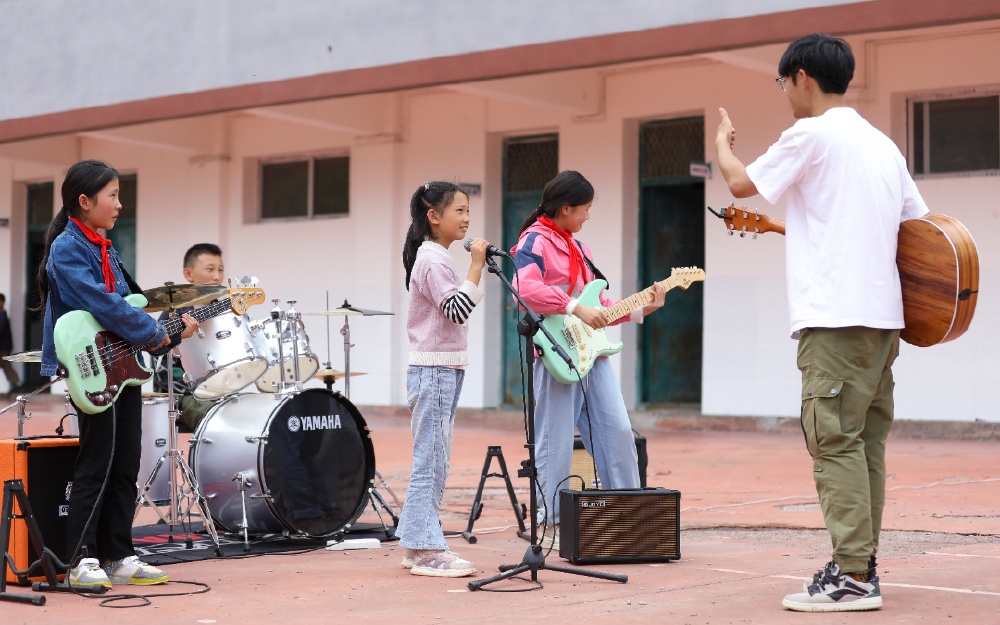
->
[60, 395, 213, 608]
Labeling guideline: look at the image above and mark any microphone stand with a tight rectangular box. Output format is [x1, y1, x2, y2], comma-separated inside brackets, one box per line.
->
[468, 255, 627, 591]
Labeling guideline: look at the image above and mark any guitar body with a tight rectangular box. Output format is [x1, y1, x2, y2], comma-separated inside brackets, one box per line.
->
[535, 280, 623, 384]
[897, 214, 979, 347]
[54, 293, 154, 414]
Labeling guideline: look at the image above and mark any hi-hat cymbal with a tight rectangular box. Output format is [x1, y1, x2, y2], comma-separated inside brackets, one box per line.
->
[2, 350, 41, 363]
[142, 283, 228, 312]
[302, 299, 393, 317]
[312, 368, 368, 382]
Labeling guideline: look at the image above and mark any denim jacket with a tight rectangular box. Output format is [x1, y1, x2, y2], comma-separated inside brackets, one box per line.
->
[41, 220, 175, 376]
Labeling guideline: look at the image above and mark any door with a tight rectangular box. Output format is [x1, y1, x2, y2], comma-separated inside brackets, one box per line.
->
[500, 135, 558, 407]
[638, 118, 705, 404]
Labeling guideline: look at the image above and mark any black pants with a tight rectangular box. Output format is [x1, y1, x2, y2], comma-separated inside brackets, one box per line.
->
[68, 384, 141, 564]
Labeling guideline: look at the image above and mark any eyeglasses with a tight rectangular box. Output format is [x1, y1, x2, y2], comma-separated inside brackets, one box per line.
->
[775, 77, 787, 92]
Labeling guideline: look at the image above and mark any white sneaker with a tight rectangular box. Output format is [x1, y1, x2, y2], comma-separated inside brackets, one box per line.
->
[783, 561, 882, 612]
[102, 555, 169, 585]
[68, 557, 111, 589]
[410, 550, 476, 578]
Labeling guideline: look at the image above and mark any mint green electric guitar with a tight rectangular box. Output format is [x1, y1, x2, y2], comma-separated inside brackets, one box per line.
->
[534, 267, 705, 383]
[54, 288, 264, 414]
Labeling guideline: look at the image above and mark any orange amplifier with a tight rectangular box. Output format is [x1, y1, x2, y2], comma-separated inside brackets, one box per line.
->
[0, 437, 79, 585]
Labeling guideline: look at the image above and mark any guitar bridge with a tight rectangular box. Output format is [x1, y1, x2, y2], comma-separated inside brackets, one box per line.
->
[75, 352, 92, 379]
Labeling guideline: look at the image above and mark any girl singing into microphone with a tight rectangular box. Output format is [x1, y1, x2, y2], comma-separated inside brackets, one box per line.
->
[397, 181, 488, 577]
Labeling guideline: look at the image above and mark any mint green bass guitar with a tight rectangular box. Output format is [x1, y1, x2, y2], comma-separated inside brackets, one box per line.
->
[54, 288, 264, 414]
[534, 267, 705, 383]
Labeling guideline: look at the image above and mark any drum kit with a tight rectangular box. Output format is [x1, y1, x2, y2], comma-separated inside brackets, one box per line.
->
[2, 282, 399, 552]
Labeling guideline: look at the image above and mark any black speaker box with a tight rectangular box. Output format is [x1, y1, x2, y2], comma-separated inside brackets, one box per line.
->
[559, 487, 680, 564]
[570, 433, 647, 490]
[1, 437, 79, 584]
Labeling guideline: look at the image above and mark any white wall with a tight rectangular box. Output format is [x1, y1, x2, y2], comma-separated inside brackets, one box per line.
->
[1, 23, 997, 422]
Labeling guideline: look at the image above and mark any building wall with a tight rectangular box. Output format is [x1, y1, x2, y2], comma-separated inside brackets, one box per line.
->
[1, 23, 997, 421]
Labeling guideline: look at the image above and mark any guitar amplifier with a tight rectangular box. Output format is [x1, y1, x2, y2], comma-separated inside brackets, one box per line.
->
[1, 437, 79, 584]
[559, 487, 681, 564]
[570, 433, 647, 490]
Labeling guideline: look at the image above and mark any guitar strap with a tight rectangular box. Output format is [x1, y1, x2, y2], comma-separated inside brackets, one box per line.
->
[576, 241, 609, 290]
[113, 255, 145, 297]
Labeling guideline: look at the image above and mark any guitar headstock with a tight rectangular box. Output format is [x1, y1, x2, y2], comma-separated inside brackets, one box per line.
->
[712, 204, 785, 238]
[228, 288, 266, 316]
[669, 267, 706, 289]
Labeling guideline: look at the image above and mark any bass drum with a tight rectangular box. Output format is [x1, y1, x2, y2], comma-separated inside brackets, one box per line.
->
[189, 389, 375, 538]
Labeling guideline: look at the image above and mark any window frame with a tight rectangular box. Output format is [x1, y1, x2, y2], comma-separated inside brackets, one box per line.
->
[257, 151, 350, 222]
[906, 85, 1000, 180]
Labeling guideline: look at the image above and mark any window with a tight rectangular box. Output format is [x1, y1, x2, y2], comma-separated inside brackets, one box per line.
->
[909, 90, 1000, 176]
[259, 155, 349, 219]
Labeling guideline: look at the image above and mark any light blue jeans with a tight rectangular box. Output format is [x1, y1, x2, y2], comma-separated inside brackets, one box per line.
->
[534, 357, 639, 524]
[395, 365, 464, 550]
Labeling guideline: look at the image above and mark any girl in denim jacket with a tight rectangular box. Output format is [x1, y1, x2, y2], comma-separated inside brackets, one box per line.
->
[36, 160, 197, 589]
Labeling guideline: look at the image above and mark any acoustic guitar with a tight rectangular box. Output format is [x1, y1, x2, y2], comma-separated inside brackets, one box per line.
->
[710, 205, 979, 347]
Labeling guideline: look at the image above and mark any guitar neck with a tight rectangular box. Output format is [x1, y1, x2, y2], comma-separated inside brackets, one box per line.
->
[160, 297, 233, 335]
[602, 277, 680, 323]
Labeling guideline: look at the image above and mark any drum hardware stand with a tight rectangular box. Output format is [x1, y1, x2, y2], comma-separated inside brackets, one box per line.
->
[0, 375, 65, 439]
[468, 256, 627, 591]
[268, 299, 304, 394]
[232, 471, 253, 552]
[463, 446, 529, 544]
[136, 332, 222, 556]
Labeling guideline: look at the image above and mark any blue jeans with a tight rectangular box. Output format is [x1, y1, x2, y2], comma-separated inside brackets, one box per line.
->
[533, 357, 639, 524]
[395, 366, 464, 550]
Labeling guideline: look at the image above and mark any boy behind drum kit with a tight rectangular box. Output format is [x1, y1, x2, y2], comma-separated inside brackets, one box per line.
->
[153, 243, 225, 430]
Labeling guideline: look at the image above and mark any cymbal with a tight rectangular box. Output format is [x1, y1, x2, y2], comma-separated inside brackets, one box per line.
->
[312, 368, 368, 382]
[302, 299, 393, 317]
[142, 283, 228, 312]
[3, 350, 41, 363]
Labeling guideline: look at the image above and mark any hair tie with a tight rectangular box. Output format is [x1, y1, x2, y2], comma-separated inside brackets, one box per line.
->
[423, 182, 430, 191]
[535, 206, 544, 215]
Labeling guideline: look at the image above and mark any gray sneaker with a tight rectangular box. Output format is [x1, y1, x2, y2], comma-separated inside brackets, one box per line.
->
[68, 557, 111, 590]
[783, 561, 882, 612]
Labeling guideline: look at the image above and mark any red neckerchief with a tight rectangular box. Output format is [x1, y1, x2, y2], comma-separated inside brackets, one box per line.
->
[537, 215, 584, 295]
[69, 216, 116, 293]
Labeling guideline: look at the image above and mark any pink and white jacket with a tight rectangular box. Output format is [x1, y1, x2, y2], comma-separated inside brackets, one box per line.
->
[511, 221, 638, 325]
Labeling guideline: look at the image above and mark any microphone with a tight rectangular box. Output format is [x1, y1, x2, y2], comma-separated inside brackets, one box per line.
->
[463, 237, 511, 259]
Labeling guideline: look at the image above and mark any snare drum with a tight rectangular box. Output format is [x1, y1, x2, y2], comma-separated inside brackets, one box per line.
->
[189, 389, 375, 537]
[252, 318, 320, 392]
[179, 313, 269, 399]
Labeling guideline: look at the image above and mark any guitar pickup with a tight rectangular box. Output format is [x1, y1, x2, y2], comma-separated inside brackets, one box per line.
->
[561, 327, 577, 350]
[85, 345, 102, 376]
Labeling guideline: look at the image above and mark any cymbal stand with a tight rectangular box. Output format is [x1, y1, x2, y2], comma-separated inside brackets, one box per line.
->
[339, 312, 354, 399]
[0, 376, 65, 439]
[286, 300, 303, 391]
[135, 310, 221, 555]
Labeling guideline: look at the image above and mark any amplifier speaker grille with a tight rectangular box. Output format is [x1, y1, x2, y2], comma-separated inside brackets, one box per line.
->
[559, 488, 680, 564]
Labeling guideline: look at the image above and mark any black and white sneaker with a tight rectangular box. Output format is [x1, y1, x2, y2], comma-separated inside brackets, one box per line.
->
[783, 561, 882, 612]
[803, 555, 877, 591]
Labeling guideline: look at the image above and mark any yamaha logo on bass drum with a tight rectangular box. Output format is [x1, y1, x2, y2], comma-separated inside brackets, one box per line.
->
[287, 413, 343, 432]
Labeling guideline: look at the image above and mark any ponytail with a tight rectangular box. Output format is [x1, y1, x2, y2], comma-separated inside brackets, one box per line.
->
[518, 170, 595, 234]
[34, 159, 119, 312]
[402, 181, 465, 290]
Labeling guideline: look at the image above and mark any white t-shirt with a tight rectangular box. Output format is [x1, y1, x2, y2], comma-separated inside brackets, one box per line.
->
[746, 107, 929, 338]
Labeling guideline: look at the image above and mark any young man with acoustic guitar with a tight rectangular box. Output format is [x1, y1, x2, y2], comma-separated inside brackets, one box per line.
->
[715, 33, 928, 612]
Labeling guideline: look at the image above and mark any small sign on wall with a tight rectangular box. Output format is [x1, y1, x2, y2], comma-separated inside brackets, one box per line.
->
[0, 218, 8, 228]
[689, 162, 712, 179]
[458, 183, 482, 197]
